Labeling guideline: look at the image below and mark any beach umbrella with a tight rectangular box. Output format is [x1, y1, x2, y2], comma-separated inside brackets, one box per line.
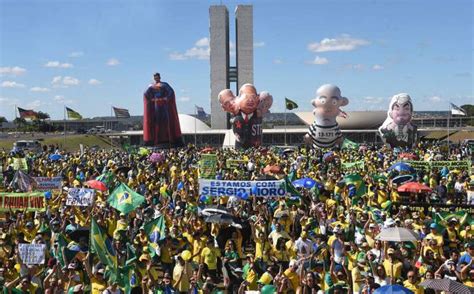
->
[85, 180, 107, 192]
[374, 284, 413, 294]
[399, 153, 417, 160]
[376, 227, 420, 242]
[419, 278, 473, 294]
[201, 147, 213, 153]
[204, 214, 235, 224]
[397, 182, 432, 193]
[392, 174, 415, 185]
[388, 162, 415, 173]
[292, 178, 318, 189]
[49, 154, 62, 161]
[148, 152, 163, 163]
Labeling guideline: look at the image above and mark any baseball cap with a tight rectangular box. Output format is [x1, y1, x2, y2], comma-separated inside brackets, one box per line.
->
[430, 223, 437, 229]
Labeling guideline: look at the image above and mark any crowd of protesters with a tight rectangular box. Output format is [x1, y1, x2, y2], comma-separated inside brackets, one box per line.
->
[0, 141, 473, 294]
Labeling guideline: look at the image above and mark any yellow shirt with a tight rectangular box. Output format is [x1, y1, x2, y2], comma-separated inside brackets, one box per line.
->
[284, 269, 300, 291]
[246, 269, 258, 290]
[90, 276, 107, 294]
[173, 262, 192, 292]
[352, 267, 363, 294]
[200, 247, 220, 270]
[403, 280, 424, 294]
[383, 259, 403, 279]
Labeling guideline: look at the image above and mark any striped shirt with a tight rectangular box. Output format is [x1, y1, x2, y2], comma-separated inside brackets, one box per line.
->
[307, 122, 342, 148]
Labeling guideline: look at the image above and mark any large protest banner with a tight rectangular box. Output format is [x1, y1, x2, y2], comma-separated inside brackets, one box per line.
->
[199, 154, 217, 179]
[34, 177, 62, 191]
[406, 160, 471, 173]
[13, 158, 28, 171]
[19, 244, 46, 265]
[199, 179, 286, 197]
[66, 188, 95, 206]
[0, 192, 45, 212]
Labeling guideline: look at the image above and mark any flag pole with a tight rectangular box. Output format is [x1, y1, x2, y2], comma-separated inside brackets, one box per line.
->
[63, 105, 66, 147]
[110, 106, 113, 149]
[284, 104, 287, 146]
[194, 106, 197, 147]
[447, 103, 450, 156]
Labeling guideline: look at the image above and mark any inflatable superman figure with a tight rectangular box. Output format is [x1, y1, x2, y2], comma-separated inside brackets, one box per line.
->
[143, 73, 183, 147]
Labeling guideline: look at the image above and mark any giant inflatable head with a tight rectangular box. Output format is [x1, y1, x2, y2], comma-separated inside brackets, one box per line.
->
[257, 91, 273, 117]
[218, 89, 239, 115]
[238, 84, 259, 115]
[305, 84, 348, 149]
[218, 83, 272, 149]
[378, 93, 417, 148]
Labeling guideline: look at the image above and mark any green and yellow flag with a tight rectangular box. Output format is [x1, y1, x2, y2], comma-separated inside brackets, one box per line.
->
[285, 97, 298, 110]
[66, 107, 82, 120]
[108, 183, 145, 214]
[341, 138, 359, 150]
[144, 215, 166, 244]
[90, 218, 117, 270]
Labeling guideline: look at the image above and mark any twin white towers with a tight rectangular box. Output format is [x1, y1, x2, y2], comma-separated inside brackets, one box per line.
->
[209, 5, 253, 129]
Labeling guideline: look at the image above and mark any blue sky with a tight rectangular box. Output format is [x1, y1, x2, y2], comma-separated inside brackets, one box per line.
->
[0, 0, 472, 120]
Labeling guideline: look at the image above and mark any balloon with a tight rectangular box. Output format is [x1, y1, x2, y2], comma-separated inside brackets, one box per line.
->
[306, 84, 348, 149]
[378, 93, 418, 148]
[199, 195, 208, 202]
[236, 191, 243, 198]
[44, 191, 52, 200]
[181, 250, 192, 261]
[241, 192, 249, 200]
[177, 182, 184, 190]
[261, 285, 276, 294]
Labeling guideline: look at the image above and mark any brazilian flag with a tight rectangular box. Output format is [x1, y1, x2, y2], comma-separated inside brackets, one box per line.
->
[66, 107, 82, 120]
[108, 183, 145, 214]
[144, 215, 166, 243]
[285, 97, 298, 110]
[90, 218, 117, 271]
[341, 138, 359, 150]
[344, 174, 366, 197]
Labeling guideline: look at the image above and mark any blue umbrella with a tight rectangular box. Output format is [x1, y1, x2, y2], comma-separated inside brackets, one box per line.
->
[292, 178, 322, 189]
[388, 162, 415, 173]
[374, 284, 413, 294]
[49, 154, 62, 161]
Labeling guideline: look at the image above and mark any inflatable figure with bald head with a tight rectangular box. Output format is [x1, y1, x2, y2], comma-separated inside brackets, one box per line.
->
[378, 93, 417, 148]
[305, 84, 349, 149]
[218, 84, 273, 148]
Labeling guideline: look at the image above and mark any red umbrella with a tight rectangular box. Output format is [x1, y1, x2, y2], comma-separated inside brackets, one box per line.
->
[263, 165, 281, 174]
[201, 147, 213, 153]
[85, 180, 107, 191]
[399, 153, 417, 160]
[398, 182, 432, 193]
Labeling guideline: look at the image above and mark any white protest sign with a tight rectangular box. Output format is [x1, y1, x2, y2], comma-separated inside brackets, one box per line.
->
[34, 177, 62, 191]
[66, 188, 95, 206]
[199, 179, 287, 197]
[19, 244, 46, 265]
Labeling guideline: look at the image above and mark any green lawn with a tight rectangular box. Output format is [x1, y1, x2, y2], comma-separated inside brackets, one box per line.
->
[0, 134, 114, 152]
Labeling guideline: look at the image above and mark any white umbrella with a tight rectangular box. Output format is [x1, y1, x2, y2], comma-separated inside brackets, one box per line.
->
[376, 227, 420, 242]
[419, 278, 474, 294]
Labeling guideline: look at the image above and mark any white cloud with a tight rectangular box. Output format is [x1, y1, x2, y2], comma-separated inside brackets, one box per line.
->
[30, 87, 50, 92]
[372, 64, 384, 70]
[44, 61, 74, 68]
[1, 81, 25, 88]
[69, 51, 84, 58]
[254, 41, 265, 48]
[307, 56, 329, 65]
[344, 64, 365, 71]
[0, 66, 27, 76]
[53, 95, 74, 104]
[88, 79, 102, 85]
[26, 99, 43, 109]
[51, 76, 80, 87]
[429, 96, 441, 102]
[169, 37, 211, 61]
[195, 37, 209, 47]
[106, 58, 120, 66]
[364, 96, 384, 104]
[273, 58, 283, 64]
[178, 96, 191, 102]
[308, 34, 370, 52]
[0, 96, 20, 107]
